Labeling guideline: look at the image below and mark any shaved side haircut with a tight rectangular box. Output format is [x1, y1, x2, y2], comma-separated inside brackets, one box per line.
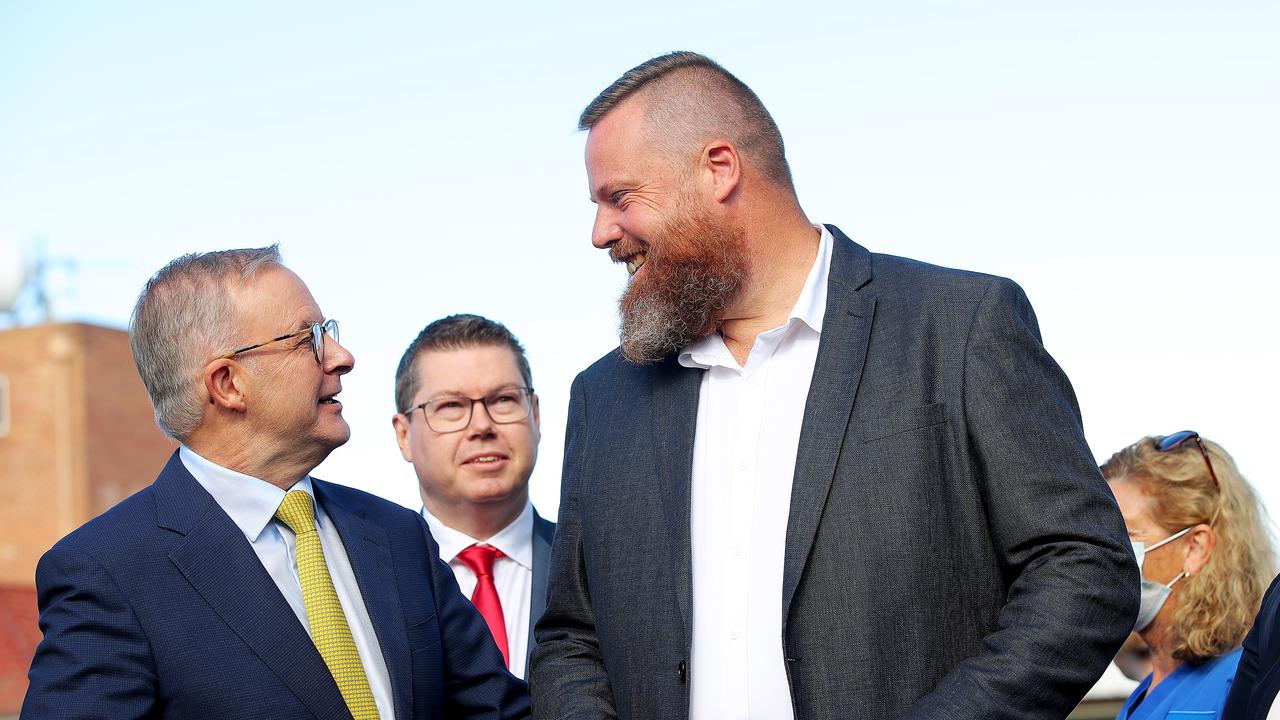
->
[580, 51, 794, 189]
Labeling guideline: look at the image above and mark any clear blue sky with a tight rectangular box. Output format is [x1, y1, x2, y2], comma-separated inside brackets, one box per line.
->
[2, 1, 1277, 525]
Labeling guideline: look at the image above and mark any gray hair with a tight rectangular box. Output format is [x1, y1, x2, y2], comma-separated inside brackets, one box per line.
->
[129, 246, 282, 440]
[579, 51, 793, 189]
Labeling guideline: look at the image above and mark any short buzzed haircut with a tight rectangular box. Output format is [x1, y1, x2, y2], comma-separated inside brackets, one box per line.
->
[394, 314, 533, 414]
[579, 51, 793, 189]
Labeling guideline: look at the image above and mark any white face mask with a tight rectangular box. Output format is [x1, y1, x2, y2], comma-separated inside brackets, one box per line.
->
[1131, 527, 1192, 632]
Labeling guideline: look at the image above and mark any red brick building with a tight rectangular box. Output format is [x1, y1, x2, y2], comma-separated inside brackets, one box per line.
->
[0, 323, 176, 715]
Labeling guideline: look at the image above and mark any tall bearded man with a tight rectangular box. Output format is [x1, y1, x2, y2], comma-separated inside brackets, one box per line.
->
[530, 51, 1139, 720]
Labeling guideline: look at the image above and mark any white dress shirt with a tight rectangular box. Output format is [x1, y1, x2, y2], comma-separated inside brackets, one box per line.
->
[179, 446, 396, 720]
[422, 502, 534, 679]
[681, 225, 832, 720]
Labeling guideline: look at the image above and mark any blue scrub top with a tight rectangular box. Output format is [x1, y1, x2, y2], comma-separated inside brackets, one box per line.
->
[1116, 648, 1242, 720]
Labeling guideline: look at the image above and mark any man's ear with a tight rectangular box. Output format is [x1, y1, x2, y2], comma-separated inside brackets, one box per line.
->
[1183, 523, 1216, 576]
[204, 360, 247, 413]
[702, 139, 741, 203]
[392, 412, 415, 462]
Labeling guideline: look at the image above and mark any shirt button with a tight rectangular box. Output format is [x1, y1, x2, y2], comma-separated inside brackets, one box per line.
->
[729, 630, 740, 640]
[731, 544, 744, 557]
[737, 458, 750, 471]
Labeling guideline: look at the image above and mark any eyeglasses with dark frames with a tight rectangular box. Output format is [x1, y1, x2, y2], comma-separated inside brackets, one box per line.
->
[1154, 429, 1222, 524]
[219, 319, 339, 365]
[403, 386, 534, 433]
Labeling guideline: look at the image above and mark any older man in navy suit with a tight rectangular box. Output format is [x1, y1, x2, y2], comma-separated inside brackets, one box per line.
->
[22, 247, 529, 720]
[531, 51, 1139, 719]
[392, 314, 556, 680]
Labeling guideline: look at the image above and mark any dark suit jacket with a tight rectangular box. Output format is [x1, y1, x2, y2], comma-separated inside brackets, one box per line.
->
[526, 511, 555, 679]
[1224, 574, 1280, 719]
[22, 451, 531, 720]
[530, 226, 1139, 720]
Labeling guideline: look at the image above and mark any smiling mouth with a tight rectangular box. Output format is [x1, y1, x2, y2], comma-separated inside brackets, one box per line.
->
[465, 454, 506, 465]
[626, 252, 647, 275]
[319, 393, 340, 405]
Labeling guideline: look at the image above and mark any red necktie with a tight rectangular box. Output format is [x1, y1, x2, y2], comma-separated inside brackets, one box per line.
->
[456, 544, 509, 667]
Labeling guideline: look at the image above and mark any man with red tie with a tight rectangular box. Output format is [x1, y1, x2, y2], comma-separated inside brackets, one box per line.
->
[391, 314, 555, 679]
[21, 248, 530, 720]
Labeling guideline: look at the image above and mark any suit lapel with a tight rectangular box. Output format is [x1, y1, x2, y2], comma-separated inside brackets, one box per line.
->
[782, 227, 875, 621]
[1256, 594, 1280, 714]
[158, 455, 352, 720]
[526, 511, 555, 678]
[652, 357, 703, 639]
[316, 481, 412, 720]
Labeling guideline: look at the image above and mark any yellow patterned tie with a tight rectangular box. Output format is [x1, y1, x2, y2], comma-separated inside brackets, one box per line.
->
[275, 490, 380, 720]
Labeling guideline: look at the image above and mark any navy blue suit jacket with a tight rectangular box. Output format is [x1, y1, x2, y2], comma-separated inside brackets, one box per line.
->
[524, 511, 555, 679]
[22, 451, 531, 720]
[1224, 573, 1280, 719]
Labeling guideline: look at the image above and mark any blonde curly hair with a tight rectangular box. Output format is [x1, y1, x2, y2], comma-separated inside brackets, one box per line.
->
[1102, 434, 1276, 664]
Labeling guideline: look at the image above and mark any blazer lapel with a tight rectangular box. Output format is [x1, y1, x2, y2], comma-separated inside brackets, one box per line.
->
[651, 357, 703, 640]
[782, 227, 876, 621]
[526, 511, 555, 678]
[158, 455, 352, 720]
[316, 481, 412, 720]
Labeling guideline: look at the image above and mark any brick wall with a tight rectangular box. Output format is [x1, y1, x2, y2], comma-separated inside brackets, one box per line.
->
[0, 587, 38, 713]
[0, 323, 177, 715]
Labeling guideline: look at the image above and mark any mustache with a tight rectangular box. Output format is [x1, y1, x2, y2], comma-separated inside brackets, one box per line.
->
[609, 240, 647, 264]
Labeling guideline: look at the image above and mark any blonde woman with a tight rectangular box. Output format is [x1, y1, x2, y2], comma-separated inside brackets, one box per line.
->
[1103, 431, 1275, 719]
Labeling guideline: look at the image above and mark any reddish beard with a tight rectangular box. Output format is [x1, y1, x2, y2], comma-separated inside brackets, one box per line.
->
[617, 205, 747, 364]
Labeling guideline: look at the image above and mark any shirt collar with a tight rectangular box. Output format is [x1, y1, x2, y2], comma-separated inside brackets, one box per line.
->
[179, 444, 315, 543]
[678, 332, 737, 370]
[678, 224, 833, 370]
[421, 502, 534, 570]
[793, 224, 833, 334]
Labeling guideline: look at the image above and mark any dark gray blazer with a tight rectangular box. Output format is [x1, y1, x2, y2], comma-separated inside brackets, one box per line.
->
[530, 226, 1139, 720]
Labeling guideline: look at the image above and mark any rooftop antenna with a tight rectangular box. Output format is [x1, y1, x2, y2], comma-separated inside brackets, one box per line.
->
[0, 230, 27, 318]
[0, 234, 80, 327]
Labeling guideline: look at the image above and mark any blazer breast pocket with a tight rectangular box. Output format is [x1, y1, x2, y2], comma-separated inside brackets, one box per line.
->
[860, 402, 947, 443]
[406, 614, 441, 653]
[1165, 713, 1215, 718]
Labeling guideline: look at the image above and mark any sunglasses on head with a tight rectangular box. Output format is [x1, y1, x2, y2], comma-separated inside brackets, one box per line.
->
[1154, 430, 1220, 491]
[1154, 430, 1222, 525]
